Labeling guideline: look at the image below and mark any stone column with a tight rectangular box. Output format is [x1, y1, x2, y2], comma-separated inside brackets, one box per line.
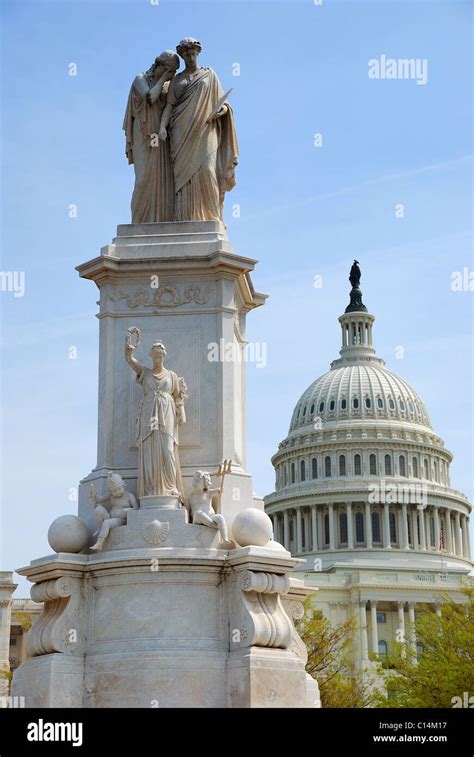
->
[397, 601, 406, 657]
[304, 509, 311, 552]
[283, 509, 289, 551]
[328, 503, 335, 550]
[370, 600, 378, 655]
[407, 602, 417, 661]
[454, 511, 462, 556]
[461, 515, 469, 558]
[365, 503, 372, 549]
[347, 503, 354, 549]
[434, 507, 440, 552]
[419, 507, 426, 550]
[423, 509, 430, 549]
[445, 510, 453, 554]
[410, 507, 418, 550]
[311, 505, 318, 551]
[359, 601, 369, 662]
[296, 508, 303, 553]
[383, 503, 391, 548]
[401, 503, 409, 549]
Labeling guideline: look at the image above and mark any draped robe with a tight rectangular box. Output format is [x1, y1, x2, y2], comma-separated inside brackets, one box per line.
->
[123, 78, 175, 223]
[166, 68, 239, 221]
[135, 367, 184, 498]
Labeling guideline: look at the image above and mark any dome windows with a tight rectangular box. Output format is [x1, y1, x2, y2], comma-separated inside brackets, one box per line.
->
[339, 512, 348, 543]
[388, 397, 395, 410]
[377, 398, 384, 409]
[399, 399, 405, 411]
[319, 402, 325, 413]
[302, 406, 307, 417]
[408, 400, 414, 413]
[329, 399, 335, 411]
[423, 458, 430, 480]
[384, 454, 392, 475]
[310, 403, 315, 414]
[399, 455, 406, 477]
[389, 511, 397, 543]
[372, 511, 381, 542]
[300, 460, 306, 482]
[354, 454, 362, 475]
[355, 512, 365, 543]
[341, 399, 347, 410]
[339, 455, 346, 476]
[291, 462, 295, 484]
[296, 407, 301, 420]
[413, 457, 419, 478]
[365, 398, 372, 409]
[312, 458, 318, 479]
[353, 397, 360, 409]
[369, 454, 377, 475]
[325, 456, 332, 477]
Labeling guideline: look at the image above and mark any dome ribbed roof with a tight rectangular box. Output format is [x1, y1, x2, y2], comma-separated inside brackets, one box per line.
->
[290, 364, 432, 432]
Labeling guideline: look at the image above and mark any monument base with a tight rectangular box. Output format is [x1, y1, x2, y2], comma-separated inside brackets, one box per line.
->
[12, 543, 319, 708]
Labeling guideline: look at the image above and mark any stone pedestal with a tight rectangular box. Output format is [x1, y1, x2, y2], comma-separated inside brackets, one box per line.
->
[12, 523, 318, 707]
[12, 221, 319, 708]
[76, 221, 267, 535]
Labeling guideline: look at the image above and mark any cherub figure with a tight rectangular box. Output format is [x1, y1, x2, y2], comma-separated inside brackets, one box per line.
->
[89, 472, 138, 551]
[187, 461, 234, 549]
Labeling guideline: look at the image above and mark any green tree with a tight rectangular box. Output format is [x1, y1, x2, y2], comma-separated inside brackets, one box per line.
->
[372, 586, 474, 708]
[296, 596, 372, 708]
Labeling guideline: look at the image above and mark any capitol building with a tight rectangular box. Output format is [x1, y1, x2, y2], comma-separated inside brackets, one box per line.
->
[264, 265, 473, 668]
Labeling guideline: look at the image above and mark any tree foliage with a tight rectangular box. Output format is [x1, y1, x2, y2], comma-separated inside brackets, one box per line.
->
[296, 596, 372, 708]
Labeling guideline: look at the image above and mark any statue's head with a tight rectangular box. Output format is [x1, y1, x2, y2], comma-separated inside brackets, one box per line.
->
[176, 37, 202, 66]
[106, 472, 125, 497]
[192, 470, 211, 492]
[149, 342, 167, 361]
[153, 50, 180, 79]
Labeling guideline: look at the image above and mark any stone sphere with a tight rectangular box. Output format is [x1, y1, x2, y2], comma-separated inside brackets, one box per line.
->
[48, 515, 90, 554]
[232, 508, 273, 548]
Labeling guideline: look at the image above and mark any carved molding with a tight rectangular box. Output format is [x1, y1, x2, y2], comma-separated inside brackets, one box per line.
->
[114, 286, 211, 309]
[237, 570, 293, 650]
[27, 577, 84, 657]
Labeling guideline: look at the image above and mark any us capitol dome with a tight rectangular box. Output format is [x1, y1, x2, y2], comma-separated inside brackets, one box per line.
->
[264, 262, 472, 669]
[264, 262, 472, 574]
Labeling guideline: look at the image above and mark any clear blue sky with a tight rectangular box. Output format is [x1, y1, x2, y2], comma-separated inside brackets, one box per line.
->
[1, 0, 472, 594]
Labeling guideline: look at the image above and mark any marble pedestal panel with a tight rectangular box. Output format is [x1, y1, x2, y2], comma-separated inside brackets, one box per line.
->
[12, 546, 319, 708]
[76, 221, 267, 536]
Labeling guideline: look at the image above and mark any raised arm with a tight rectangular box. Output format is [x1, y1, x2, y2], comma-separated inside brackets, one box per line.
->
[125, 336, 144, 376]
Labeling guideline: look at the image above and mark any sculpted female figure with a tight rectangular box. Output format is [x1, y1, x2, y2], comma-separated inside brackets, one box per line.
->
[158, 37, 239, 221]
[123, 51, 180, 223]
[125, 328, 187, 499]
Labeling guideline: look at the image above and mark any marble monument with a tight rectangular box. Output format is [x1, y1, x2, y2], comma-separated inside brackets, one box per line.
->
[11, 37, 319, 709]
